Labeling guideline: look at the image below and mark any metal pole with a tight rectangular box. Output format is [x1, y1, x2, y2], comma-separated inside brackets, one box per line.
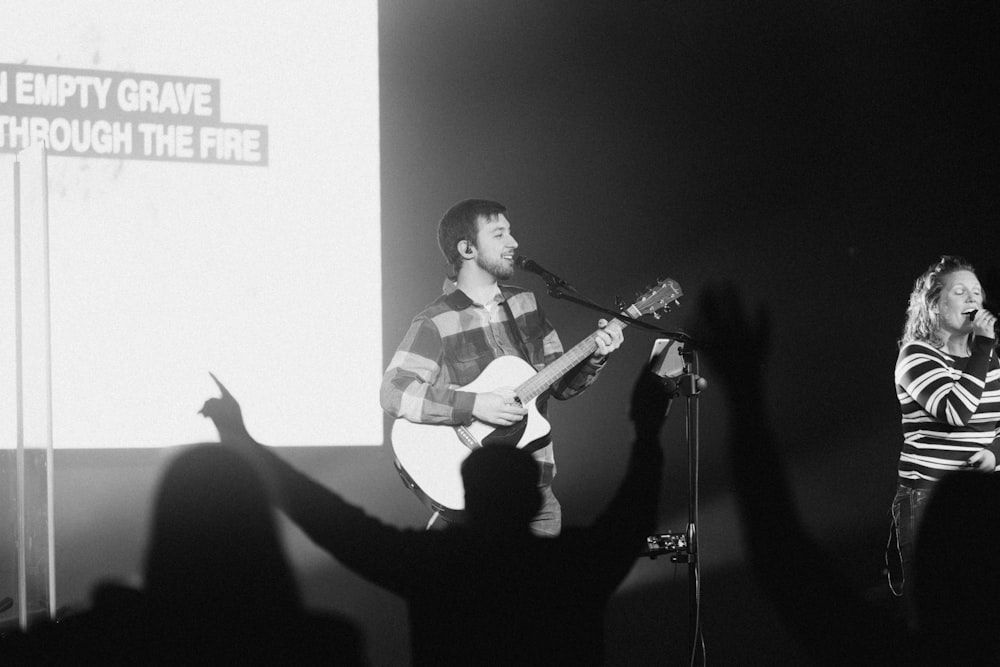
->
[13, 155, 27, 631]
[39, 143, 56, 618]
[682, 349, 703, 665]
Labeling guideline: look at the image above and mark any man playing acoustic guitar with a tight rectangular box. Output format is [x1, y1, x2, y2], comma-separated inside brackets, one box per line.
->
[380, 199, 623, 535]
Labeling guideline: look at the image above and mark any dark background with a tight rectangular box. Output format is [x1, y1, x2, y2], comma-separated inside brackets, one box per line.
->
[42, 1, 999, 665]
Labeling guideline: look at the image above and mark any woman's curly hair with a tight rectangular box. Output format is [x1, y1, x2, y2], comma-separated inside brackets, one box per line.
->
[901, 255, 979, 348]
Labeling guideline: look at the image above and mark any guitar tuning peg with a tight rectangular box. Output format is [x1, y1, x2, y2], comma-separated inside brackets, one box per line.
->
[652, 311, 662, 320]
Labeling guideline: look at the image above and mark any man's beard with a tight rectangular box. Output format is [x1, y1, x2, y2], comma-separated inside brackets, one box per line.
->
[476, 254, 515, 280]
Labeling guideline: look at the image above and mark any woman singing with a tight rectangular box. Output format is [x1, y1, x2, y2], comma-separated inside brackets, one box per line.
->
[888, 256, 999, 596]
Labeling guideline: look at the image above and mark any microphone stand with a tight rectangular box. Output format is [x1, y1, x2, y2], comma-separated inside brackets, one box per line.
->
[527, 268, 705, 666]
[538, 276, 691, 343]
[638, 341, 705, 667]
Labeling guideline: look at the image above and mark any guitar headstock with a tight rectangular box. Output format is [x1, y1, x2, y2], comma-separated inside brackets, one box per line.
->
[623, 278, 683, 320]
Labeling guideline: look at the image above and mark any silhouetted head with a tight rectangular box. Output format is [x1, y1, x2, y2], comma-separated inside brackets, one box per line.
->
[461, 445, 542, 532]
[914, 471, 1000, 657]
[143, 445, 300, 618]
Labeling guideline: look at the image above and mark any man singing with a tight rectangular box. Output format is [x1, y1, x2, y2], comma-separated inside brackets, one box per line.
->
[380, 199, 623, 535]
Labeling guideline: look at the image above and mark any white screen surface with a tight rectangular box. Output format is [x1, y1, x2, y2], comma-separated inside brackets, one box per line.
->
[0, 1, 382, 448]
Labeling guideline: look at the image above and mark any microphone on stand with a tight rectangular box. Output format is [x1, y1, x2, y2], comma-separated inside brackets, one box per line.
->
[514, 255, 572, 289]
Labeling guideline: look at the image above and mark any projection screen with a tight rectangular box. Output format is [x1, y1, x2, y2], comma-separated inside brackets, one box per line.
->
[0, 1, 382, 448]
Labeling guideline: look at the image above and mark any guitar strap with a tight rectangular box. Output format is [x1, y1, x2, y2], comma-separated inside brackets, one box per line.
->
[499, 287, 533, 364]
[499, 287, 556, 487]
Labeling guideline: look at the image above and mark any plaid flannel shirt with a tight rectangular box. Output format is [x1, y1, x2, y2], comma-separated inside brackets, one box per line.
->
[380, 283, 605, 429]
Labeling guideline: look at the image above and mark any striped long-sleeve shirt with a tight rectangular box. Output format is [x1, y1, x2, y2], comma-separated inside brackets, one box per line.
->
[380, 283, 605, 467]
[895, 336, 1000, 489]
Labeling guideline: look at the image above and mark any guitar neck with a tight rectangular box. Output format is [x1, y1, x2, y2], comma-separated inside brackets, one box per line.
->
[516, 317, 628, 402]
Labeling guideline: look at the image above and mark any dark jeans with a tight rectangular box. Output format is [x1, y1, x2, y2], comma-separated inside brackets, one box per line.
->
[887, 484, 934, 597]
[528, 484, 562, 536]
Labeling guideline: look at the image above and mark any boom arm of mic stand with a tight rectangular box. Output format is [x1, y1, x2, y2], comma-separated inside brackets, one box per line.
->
[543, 284, 693, 343]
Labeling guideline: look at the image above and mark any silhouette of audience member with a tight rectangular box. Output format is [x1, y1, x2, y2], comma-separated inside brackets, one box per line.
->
[201, 362, 672, 666]
[912, 470, 1000, 666]
[2, 445, 365, 666]
[690, 284, 908, 666]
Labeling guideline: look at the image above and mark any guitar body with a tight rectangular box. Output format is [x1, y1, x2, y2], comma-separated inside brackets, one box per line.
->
[390, 355, 552, 518]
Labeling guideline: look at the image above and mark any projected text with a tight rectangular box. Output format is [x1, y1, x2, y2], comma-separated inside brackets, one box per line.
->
[0, 64, 267, 165]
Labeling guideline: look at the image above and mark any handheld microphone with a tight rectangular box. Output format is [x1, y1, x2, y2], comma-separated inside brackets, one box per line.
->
[965, 310, 1000, 337]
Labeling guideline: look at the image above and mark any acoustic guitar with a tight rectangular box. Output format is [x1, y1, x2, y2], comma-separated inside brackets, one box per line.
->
[390, 278, 682, 519]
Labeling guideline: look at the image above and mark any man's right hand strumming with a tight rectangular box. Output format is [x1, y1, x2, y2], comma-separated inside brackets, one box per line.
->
[473, 389, 527, 426]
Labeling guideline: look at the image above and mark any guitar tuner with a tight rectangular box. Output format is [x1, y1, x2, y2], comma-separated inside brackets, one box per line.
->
[643, 532, 689, 559]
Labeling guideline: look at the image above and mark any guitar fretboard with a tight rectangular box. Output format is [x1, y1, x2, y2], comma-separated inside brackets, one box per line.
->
[515, 316, 630, 402]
